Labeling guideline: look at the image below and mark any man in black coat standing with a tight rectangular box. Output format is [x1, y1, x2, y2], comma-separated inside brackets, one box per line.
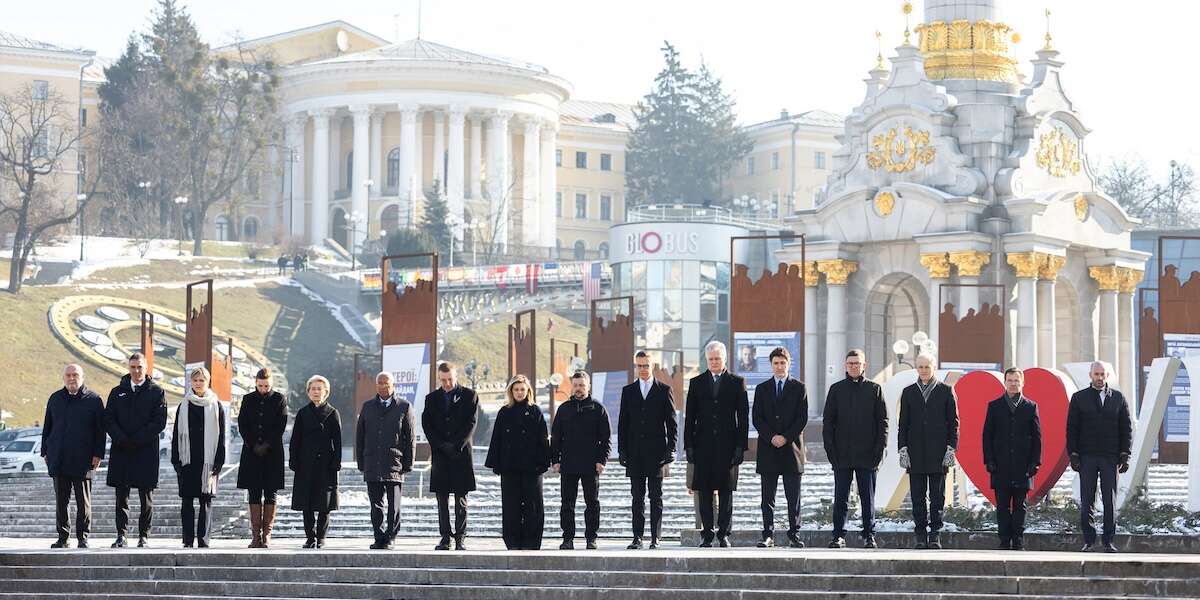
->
[982, 367, 1042, 550]
[897, 353, 958, 550]
[355, 371, 416, 550]
[752, 346, 808, 548]
[822, 349, 887, 549]
[103, 353, 167, 548]
[551, 371, 611, 550]
[422, 362, 479, 551]
[1067, 361, 1132, 553]
[684, 341, 749, 548]
[618, 351, 677, 549]
[41, 364, 106, 548]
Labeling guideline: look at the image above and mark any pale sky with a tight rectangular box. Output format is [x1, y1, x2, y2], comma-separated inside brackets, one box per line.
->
[9, 0, 1196, 179]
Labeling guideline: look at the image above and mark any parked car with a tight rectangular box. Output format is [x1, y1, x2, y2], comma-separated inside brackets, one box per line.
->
[0, 438, 46, 473]
[0, 427, 41, 445]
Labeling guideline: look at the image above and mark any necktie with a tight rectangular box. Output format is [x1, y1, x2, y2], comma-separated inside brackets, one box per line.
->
[776, 379, 783, 398]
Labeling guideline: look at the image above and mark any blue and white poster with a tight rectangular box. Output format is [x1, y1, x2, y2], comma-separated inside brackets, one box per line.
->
[590, 370, 628, 446]
[733, 331, 801, 438]
[383, 342, 432, 439]
[1163, 333, 1198, 443]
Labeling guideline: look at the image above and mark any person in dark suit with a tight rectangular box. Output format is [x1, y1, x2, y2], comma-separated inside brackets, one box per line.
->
[684, 340, 749, 548]
[42, 364, 106, 549]
[551, 371, 611, 550]
[982, 368, 1042, 550]
[823, 348, 887, 549]
[1067, 361, 1132, 553]
[422, 362, 479, 551]
[170, 366, 227, 549]
[618, 350, 677, 549]
[290, 375, 342, 549]
[897, 353, 959, 550]
[355, 371, 415, 550]
[236, 367, 288, 549]
[103, 353, 167, 548]
[485, 375, 550, 550]
[752, 346, 808, 548]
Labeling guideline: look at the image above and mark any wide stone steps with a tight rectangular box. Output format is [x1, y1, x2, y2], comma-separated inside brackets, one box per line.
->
[0, 550, 1195, 599]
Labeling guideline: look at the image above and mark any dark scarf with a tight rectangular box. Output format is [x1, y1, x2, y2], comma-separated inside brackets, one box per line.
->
[1006, 393, 1021, 412]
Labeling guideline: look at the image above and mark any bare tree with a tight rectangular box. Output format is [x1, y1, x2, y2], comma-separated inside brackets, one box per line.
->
[0, 84, 100, 292]
[1098, 157, 1198, 229]
[473, 165, 519, 263]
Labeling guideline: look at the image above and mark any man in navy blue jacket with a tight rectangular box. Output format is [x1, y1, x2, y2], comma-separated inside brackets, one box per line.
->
[42, 364, 106, 548]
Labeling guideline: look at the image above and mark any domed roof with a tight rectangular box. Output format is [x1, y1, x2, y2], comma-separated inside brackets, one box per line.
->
[310, 38, 550, 74]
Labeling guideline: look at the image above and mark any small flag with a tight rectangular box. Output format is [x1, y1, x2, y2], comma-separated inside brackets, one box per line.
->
[583, 261, 602, 303]
[526, 263, 541, 294]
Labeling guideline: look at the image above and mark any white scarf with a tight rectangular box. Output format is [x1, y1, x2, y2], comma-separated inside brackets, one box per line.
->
[177, 387, 222, 495]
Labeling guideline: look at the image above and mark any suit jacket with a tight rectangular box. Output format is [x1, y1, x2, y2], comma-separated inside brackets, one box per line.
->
[422, 385, 479, 493]
[617, 378, 678, 477]
[751, 376, 808, 475]
[683, 370, 749, 492]
[982, 395, 1042, 490]
[1066, 386, 1132, 460]
[897, 380, 959, 474]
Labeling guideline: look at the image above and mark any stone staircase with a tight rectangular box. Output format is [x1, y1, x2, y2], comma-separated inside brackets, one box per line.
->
[0, 547, 1196, 599]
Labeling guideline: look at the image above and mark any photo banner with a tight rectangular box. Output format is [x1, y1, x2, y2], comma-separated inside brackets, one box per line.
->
[733, 330, 801, 438]
[590, 370, 627, 446]
[938, 283, 1005, 372]
[383, 343, 432, 434]
[1163, 333, 1199, 443]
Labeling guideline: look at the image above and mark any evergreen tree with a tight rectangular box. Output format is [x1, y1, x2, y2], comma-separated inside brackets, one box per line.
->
[420, 180, 454, 256]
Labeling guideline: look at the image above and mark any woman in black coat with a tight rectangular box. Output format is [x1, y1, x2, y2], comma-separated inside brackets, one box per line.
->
[290, 375, 341, 549]
[237, 368, 288, 548]
[171, 367, 227, 549]
[484, 375, 549, 550]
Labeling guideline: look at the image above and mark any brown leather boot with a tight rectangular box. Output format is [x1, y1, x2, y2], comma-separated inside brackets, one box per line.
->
[261, 504, 277, 548]
[248, 504, 263, 548]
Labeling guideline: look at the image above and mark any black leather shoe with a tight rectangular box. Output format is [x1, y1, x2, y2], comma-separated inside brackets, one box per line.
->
[717, 536, 730, 548]
[50, 539, 70, 549]
[182, 542, 193, 548]
[1011, 537, 1024, 551]
[649, 538, 659, 549]
[828, 537, 846, 549]
[196, 540, 209, 549]
[585, 539, 597, 550]
[559, 539, 574, 550]
[454, 537, 466, 551]
[698, 538, 713, 548]
[370, 541, 388, 550]
[434, 537, 451, 551]
[137, 536, 148, 548]
[1081, 543, 1094, 552]
[788, 535, 805, 548]
[302, 538, 316, 549]
[111, 536, 127, 548]
[315, 539, 325, 549]
[1104, 542, 1118, 553]
[77, 539, 89, 549]
[627, 538, 643, 550]
[997, 539, 1010, 550]
[757, 536, 774, 548]
[863, 536, 878, 549]
[914, 534, 928, 550]
[928, 533, 941, 550]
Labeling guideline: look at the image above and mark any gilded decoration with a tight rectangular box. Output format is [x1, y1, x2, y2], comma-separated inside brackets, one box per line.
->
[1088, 265, 1123, 292]
[948, 250, 991, 278]
[866, 127, 936, 173]
[914, 19, 1020, 83]
[816, 259, 858, 286]
[1117, 267, 1144, 294]
[1035, 127, 1082, 178]
[1007, 251, 1049, 279]
[920, 253, 951, 279]
[1073, 194, 1089, 221]
[1039, 255, 1067, 281]
[803, 261, 820, 288]
[874, 191, 896, 217]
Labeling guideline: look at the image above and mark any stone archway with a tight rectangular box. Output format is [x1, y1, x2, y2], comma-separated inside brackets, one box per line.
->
[865, 272, 929, 378]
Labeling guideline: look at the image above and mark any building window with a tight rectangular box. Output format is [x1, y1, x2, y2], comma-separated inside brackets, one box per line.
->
[575, 151, 587, 169]
[556, 191, 563, 217]
[600, 195, 612, 221]
[387, 148, 400, 191]
[32, 131, 48, 159]
[600, 153, 612, 171]
[746, 156, 755, 175]
[815, 151, 826, 169]
[598, 242, 609, 258]
[556, 149, 562, 167]
[242, 216, 260, 240]
[32, 80, 48, 101]
[771, 152, 780, 170]
[79, 108, 87, 128]
[214, 215, 230, 242]
[573, 240, 586, 260]
[575, 193, 587, 219]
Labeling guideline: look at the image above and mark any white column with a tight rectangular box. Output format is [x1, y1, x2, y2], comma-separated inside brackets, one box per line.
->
[1016, 277, 1038, 368]
[413, 111, 424, 201]
[521, 118, 541, 246]
[1098, 289, 1119, 371]
[285, 114, 306, 240]
[308, 108, 332, 244]
[818, 259, 856, 401]
[446, 106, 466, 240]
[487, 111, 511, 248]
[469, 115, 483, 202]
[803, 265, 819, 416]
[432, 110, 446, 194]
[329, 115, 342, 195]
[958, 277, 979, 317]
[350, 105, 370, 253]
[1037, 279, 1057, 369]
[1118, 290, 1135, 396]
[398, 104, 418, 228]
[369, 110, 383, 199]
[539, 123, 558, 249]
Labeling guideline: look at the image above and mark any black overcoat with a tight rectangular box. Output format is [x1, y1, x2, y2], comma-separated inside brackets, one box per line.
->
[236, 389, 288, 492]
[550, 396, 611, 475]
[290, 402, 341, 512]
[982, 395, 1042, 490]
[42, 386, 106, 480]
[170, 401, 227, 498]
[354, 394, 415, 483]
[752, 376, 808, 475]
[104, 375, 167, 489]
[484, 402, 550, 475]
[617, 379, 677, 478]
[1066, 387, 1132, 460]
[822, 376, 887, 470]
[683, 371, 749, 492]
[897, 380, 959, 474]
[422, 385, 479, 494]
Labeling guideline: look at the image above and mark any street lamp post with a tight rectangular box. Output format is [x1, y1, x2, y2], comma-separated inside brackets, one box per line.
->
[348, 211, 365, 271]
[76, 193, 87, 261]
[174, 196, 188, 256]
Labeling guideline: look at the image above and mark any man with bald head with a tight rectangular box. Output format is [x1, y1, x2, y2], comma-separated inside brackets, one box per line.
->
[356, 371, 416, 550]
[1067, 361, 1132, 553]
[41, 364, 106, 548]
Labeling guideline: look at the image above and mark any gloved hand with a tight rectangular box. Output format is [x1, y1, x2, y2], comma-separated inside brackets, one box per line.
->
[1118, 452, 1130, 473]
[685, 448, 694, 463]
[985, 463, 996, 473]
[1069, 453, 1081, 472]
[1027, 466, 1039, 478]
[731, 451, 744, 466]
[942, 447, 957, 468]
[898, 447, 911, 470]
[659, 452, 674, 466]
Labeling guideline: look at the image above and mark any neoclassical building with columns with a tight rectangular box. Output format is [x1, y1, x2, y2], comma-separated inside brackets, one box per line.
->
[778, 0, 1148, 409]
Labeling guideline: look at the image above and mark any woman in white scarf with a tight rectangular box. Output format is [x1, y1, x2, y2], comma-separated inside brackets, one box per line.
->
[171, 366, 226, 548]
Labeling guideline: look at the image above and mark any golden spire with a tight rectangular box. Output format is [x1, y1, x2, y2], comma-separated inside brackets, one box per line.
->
[902, 2, 913, 45]
[875, 30, 885, 69]
[1043, 8, 1053, 50]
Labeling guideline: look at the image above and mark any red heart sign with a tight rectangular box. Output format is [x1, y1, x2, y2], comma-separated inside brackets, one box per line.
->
[953, 368, 1072, 506]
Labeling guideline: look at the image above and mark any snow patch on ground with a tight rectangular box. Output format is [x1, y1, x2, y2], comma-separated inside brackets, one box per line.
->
[282, 279, 369, 348]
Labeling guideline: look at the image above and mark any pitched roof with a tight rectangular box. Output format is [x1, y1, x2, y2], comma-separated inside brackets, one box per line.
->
[0, 30, 91, 56]
[560, 99, 636, 131]
[311, 38, 549, 74]
[214, 20, 389, 51]
[743, 109, 844, 132]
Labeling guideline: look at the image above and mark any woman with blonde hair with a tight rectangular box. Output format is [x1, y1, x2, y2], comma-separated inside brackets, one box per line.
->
[171, 366, 226, 548]
[484, 374, 550, 549]
[289, 375, 342, 549]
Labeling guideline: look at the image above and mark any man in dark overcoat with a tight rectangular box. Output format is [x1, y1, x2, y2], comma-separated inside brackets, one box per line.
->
[618, 350, 677, 549]
[1067, 361, 1132, 553]
[356, 371, 416, 550]
[103, 352, 167, 548]
[42, 364, 106, 548]
[897, 353, 958, 549]
[751, 346, 808, 548]
[422, 362, 479, 550]
[982, 367, 1042, 550]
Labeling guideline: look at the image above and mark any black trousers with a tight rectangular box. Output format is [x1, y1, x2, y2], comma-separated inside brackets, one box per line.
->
[114, 486, 154, 538]
[909, 472, 947, 535]
[436, 492, 468, 539]
[630, 475, 664, 540]
[367, 481, 402, 544]
[832, 468, 876, 538]
[500, 472, 544, 549]
[246, 488, 278, 505]
[760, 472, 802, 538]
[302, 510, 330, 540]
[53, 477, 92, 542]
[560, 473, 600, 541]
[180, 495, 212, 546]
[994, 485, 1029, 542]
[1079, 454, 1118, 544]
[698, 488, 733, 540]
